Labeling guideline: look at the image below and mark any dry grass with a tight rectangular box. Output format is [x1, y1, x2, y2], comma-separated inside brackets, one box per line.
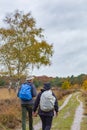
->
[52, 88, 74, 100]
[0, 88, 17, 99]
[0, 88, 21, 129]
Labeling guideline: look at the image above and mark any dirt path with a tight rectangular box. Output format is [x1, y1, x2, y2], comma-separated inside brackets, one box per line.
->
[59, 94, 72, 111]
[33, 121, 42, 130]
[71, 95, 84, 130]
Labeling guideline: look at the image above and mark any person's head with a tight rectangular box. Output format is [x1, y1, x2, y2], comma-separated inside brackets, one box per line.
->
[43, 82, 51, 90]
[26, 76, 34, 83]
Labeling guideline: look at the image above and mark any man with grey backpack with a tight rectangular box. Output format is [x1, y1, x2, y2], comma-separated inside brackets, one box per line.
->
[33, 83, 58, 130]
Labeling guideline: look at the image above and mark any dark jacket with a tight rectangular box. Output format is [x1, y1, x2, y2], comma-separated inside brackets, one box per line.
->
[17, 82, 37, 105]
[33, 89, 58, 117]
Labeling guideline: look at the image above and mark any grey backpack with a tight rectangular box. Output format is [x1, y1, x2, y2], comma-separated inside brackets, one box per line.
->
[40, 90, 56, 112]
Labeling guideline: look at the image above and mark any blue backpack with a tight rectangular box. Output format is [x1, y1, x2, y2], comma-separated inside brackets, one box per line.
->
[18, 83, 32, 101]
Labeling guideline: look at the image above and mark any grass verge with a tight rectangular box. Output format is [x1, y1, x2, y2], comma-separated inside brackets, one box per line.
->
[80, 91, 87, 130]
[51, 93, 80, 130]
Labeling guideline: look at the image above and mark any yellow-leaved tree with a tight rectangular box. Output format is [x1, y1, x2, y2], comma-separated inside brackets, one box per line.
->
[0, 10, 53, 80]
[61, 81, 71, 90]
[82, 80, 87, 91]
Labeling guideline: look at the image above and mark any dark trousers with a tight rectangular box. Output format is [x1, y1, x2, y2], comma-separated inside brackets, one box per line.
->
[21, 104, 33, 130]
[40, 115, 53, 130]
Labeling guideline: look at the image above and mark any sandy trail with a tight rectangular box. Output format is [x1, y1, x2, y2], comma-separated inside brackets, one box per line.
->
[59, 94, 72, 111]
[71, 95, 84, 130]
[33, 121, 42, 130]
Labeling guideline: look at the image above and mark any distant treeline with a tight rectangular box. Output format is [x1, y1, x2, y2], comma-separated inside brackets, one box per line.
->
[0, 74, 87, 89]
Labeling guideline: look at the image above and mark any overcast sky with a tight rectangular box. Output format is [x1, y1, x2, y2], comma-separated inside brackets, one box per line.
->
[0, 0, 87, 77]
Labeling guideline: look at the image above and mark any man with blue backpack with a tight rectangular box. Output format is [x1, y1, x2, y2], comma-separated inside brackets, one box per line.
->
[17, 76, 37, 130]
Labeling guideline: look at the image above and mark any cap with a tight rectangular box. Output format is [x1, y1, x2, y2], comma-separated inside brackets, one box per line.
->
[43, 82, 51, 90]
[26, 76, 34, 81]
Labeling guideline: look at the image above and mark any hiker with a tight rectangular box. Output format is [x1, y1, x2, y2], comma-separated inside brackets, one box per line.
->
[33, 82, 59, 130]
[8, 81, 12, 94]
[15, 79, 20, 93]
[17, 76, 37, 130]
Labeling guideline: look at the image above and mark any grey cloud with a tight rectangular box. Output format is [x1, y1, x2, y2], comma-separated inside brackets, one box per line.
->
[33, 0, 87, 31]
[0, 0, 87, 77]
